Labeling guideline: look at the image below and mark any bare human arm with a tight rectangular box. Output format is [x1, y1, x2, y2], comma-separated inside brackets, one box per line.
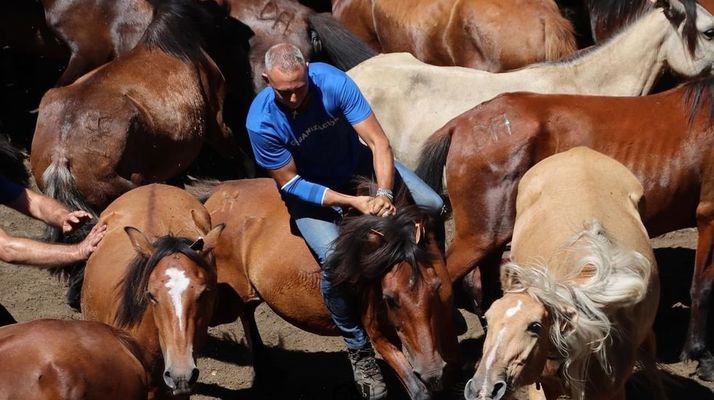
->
[352, 113, 396, 216]
[0, 223, 107, 267]
[6, 188, 92, 233]
[268, 158, 376, 214]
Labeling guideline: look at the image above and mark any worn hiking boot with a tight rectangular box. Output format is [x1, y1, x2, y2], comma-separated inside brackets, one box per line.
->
[347, 346, 388, 400]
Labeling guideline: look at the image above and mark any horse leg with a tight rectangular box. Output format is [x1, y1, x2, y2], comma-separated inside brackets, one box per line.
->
[240, 301, 267, 384]
[682, 215, 714, 380]
[638, 331, 666, 400]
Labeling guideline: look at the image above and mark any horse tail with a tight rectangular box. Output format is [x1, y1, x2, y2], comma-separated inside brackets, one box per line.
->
[41, 157, 96, 310]
[0, 303, 16, 327]
[0, 134, 29, 187]
[415, 125, 453, 194]
[307, 12, 377, 70]
[543, 7, 577, 61]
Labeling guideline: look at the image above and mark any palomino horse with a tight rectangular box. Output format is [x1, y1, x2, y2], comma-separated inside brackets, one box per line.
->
[415, 76, 714, 379]
[0, 319, 149, 399]
[81, 184, 224, 396]
[464, 148, 659, 400]
[332, 0, 576, 72]
[30, 0, 254, 214]
[348, 0, 714, 169]
[206, 179, 459, 400]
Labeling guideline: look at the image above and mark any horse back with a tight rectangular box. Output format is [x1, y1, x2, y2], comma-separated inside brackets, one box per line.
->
[206, 179, 334, 333]
[0, 319, 148, 400]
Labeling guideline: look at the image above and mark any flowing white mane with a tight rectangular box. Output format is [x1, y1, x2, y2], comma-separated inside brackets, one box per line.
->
[501, 220, 651, 399]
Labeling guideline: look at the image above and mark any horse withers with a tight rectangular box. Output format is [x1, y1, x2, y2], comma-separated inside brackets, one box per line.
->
[81, 184, 224, 397]
[0, 319, 149, 399]
[206, 178, 459, 400]
[465, 148, 660, 400]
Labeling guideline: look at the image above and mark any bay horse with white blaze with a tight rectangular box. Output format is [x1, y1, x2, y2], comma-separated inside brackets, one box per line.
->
[0, 319, 149, 399]
[415, 75, 714, 380]
[465, 148, 660, 400]
[333, 0, 576, 72]
[348, 0, 714, 169]
[81, 184, 224, 397]
[30, 0, 254, 214]
[206, 179, 459, 400]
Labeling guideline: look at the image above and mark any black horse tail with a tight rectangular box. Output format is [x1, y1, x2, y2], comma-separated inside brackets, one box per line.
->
[0, 134, 29, 187]
[0, 303, 16, 327]
[308, 12, 377, 70]
[41, 157, 96, 310]
[415, 126, 453, 195]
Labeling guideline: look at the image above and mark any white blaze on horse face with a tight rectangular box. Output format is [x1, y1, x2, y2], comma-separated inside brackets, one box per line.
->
[481, 327, 506, 396]
[165, 268, 190, 331]
[505, 300, 522, 319]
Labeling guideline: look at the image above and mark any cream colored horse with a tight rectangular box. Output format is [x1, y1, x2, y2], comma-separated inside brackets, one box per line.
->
[348, 0, 714, 168]
[464, 147, 660, 400]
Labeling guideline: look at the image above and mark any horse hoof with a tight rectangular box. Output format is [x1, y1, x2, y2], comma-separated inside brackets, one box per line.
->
[696, 353, 714, 381]
[680, 342, 706, 362]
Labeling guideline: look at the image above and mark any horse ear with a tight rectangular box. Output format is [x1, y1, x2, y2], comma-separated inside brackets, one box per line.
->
[191, 209, 211, 235]
[414, 222, 423, 244]
[191, 224, 225, 255]
[124, 226, 154, 258]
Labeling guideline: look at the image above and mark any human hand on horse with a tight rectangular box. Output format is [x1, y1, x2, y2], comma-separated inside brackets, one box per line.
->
[74, 223, 107, 260]
[60, 210, 94, 234]
[369, 195, 396, 217]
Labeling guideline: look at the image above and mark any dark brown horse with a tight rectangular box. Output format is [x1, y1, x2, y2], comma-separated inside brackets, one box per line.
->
[81, 184, 224, 397]
[0, 319, 149, 399]
[30, 0, 254, 214]
[206, 179, 459, 400]
[415, 76, 714, 380]
[332, 0, 576, 71]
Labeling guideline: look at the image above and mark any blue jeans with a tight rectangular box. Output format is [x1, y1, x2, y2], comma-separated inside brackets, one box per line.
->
[284, 161, 443, 349]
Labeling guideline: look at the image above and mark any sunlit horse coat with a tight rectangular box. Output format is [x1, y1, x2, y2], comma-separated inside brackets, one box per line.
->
[466, 148, 659, 400]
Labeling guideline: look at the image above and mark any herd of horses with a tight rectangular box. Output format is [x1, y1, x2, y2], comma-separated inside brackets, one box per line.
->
[3, 0, 714, 399]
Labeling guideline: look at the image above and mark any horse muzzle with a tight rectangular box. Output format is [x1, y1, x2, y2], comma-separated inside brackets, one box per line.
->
[163, 366, 199, 395]
[464, 377, 507, 400]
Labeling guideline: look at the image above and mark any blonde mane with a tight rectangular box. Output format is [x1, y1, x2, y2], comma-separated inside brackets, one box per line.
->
[501, 220, 651, 399]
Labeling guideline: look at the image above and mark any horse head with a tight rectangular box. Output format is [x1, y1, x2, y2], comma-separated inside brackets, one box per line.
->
[117, 216, 224, 395]
[327, 205, 458, 397]
[464, 292, 556, 400]
[655, 0, 714, 76]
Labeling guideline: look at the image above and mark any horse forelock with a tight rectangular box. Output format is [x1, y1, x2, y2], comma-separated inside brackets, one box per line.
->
[116, 235, 212, 328]
[501, 220, 651, 400]
[326, 206, 436, 291]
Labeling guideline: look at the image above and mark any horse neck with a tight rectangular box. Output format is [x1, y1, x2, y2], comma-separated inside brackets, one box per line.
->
[537, 10, 669, 96]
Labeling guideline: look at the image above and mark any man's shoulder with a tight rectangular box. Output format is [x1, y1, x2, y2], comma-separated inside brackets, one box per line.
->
[308, 63, 348, 84]
[247, 88, 280, 128]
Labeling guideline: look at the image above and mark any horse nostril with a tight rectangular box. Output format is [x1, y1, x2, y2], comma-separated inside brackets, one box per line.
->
[464, 378, 477, 399]
[163, 370, 176, 389]
[189, 368, 200, 385]
[492, 380, 507, 400]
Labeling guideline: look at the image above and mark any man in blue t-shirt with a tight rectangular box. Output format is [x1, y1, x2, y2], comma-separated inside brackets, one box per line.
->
[247, 43, 444, 400]
[0, 175, 106, 267]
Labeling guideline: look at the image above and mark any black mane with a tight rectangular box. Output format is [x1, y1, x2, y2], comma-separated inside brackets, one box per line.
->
[325, 206, 438, 291]
[141, 0, 253, 63]
[683, 76, 714, 125]
[116, 235, 211, 328]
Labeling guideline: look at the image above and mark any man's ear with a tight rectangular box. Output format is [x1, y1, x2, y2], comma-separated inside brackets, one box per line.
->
[261, 73, 270, 85]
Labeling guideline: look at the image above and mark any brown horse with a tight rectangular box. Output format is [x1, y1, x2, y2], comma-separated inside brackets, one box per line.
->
[332, 0, 576, 71]
[0, 319, 149, 399]
[81, 184, 224, 397]
[206, 179, 459, 400]
[415, 76, 714, 380]
[30, 0, 254, 214]
[465, 148, 660, 400]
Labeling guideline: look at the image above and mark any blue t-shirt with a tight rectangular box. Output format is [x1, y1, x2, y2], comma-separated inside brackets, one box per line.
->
[0, 175, 22, 204]
[247, 62, 372, 189]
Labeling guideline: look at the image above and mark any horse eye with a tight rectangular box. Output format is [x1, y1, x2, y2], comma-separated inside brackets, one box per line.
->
[146, 292, 158, 304]
[527, 322, 542, 335]
[704, 29, 714, 40]
[383, 293, 399, 308]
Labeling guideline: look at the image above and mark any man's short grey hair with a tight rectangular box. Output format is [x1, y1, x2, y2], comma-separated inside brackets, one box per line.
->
[265, 43, 306, 72]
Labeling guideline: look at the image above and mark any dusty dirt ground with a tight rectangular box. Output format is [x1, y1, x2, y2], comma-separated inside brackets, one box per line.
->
[1, 197, 714, 399]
